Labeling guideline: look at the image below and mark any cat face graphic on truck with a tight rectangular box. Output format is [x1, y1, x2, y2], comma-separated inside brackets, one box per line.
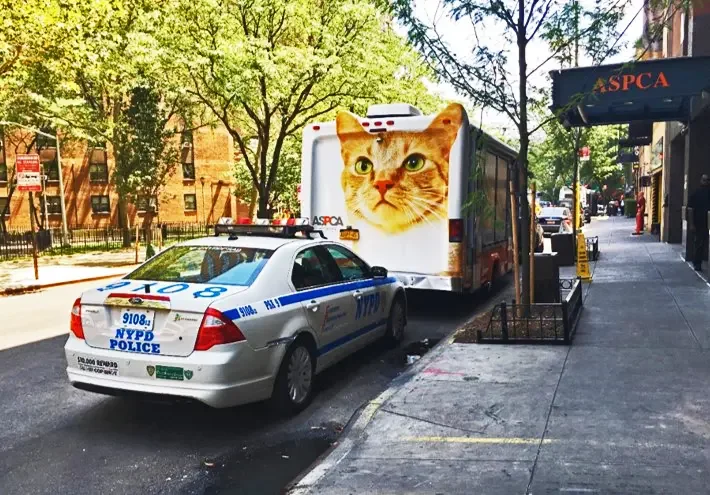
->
[335, 103, 463, 234]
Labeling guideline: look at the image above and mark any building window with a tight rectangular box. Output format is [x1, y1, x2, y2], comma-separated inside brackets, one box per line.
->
[181, 131, 195, 180]
[41, 196, 62, 215]
[0, 197, 8, 216]
[90, 163, 109, 183]
[184, 194, 197, 211]
[136, 195, 159, 213]
[89, 147, 108, 183]
[182, 162, 196, 180]
[91, 195, 110, 214]
[40, 150, 59, 182]
[36, 128, 56, 150]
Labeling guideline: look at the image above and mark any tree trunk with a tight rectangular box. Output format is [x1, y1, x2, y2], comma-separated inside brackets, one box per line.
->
[248, 187, 258, 219]
[257, 190, 270, 219]
[518, 3, 531, 307]
[118, 197, 131, 247]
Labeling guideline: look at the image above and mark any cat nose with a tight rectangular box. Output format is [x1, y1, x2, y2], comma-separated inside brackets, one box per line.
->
[374, 180, 394, 196]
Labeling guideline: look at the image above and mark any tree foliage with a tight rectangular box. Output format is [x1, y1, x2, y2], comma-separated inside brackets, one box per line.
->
[392, 0, 630, 304]
[166, 0, 441, 217]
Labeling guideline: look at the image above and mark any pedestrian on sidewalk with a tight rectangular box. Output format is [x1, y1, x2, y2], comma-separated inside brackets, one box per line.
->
[620, 197, 625, 216]
[633, 191, 646, 235]
[688, 174, 710, 271]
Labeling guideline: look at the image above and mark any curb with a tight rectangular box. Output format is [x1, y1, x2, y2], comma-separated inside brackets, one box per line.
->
[1, 272, 131, 297]
[285, 332, 455, 495]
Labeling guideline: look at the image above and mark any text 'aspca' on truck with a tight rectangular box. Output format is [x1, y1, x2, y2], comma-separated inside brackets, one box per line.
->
[300, 102, 518, 294]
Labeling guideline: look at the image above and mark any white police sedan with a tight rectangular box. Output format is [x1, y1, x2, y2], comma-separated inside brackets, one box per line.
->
[64, 220, 406, 413]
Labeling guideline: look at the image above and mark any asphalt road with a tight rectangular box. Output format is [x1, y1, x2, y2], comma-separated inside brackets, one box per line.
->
[0, 279, 508, 495]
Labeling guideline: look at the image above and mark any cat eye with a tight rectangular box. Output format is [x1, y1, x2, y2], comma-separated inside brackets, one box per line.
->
[354, 157, 373, 175]
[403, 154, 425, 172]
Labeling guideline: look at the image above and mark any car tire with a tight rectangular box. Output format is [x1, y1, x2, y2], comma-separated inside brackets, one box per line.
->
[384, 296, 406, 347]
[269, 338, 315, 415]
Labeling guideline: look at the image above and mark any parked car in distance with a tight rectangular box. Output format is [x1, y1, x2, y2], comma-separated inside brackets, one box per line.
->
[537, 207, 572, 235]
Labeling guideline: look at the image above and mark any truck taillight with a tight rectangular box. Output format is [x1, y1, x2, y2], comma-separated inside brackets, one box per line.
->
[449, 219, 463, 243]
[70, 298, 84, 339]
[195, 308, 246, 351]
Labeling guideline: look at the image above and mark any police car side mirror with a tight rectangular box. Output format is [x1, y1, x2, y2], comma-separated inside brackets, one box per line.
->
[371, 266, 388, 278]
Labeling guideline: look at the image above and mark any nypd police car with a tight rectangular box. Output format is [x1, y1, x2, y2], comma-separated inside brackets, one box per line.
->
[64, 219, 406, 413]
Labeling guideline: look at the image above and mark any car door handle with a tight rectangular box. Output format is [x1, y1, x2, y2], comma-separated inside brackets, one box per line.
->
[352, 290, 362, 300]
[306, 300, 319, 311]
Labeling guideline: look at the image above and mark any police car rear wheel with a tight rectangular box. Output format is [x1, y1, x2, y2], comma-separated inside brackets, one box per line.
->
[384, 297, 406, 347]
[270, 340, 315, 414]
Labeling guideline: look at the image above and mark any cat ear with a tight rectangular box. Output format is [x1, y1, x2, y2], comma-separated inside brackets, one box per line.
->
[426, 103, 464, 147]
[336, 111, 367, 138]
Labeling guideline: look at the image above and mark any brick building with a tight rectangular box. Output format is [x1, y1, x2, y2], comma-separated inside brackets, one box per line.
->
[0, 124, 249, 230]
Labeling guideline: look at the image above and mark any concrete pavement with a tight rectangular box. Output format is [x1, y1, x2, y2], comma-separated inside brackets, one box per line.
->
[290, 216, 710, 494]
[0, 284, 501, 495]
[0, 250, 142, 295]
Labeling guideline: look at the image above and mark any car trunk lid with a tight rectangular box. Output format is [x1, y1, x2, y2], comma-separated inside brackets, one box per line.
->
[80, 282, 248, 357]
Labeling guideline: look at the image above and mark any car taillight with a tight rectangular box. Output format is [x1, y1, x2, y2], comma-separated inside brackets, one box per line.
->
[449, 219, 463, 243]
[195, 308, 246, 351]
[70, 298, 84, 339]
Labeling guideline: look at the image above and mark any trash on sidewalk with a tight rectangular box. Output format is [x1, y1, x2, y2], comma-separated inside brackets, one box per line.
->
[401, 338, 440, 366]
[406, 355, 421, 365]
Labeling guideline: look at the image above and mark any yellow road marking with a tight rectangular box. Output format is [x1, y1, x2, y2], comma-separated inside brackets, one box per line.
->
[404, 436, 552, 445]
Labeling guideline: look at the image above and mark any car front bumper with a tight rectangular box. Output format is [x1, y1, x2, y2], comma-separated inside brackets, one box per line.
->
[64, 335, 283, 408]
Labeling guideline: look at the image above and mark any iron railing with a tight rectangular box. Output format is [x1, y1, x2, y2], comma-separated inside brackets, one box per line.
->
[0, 223, 213, 260]
[477, 278, 583, 345]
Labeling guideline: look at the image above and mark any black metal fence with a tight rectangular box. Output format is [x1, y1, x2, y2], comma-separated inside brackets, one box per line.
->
[477, 278, 584, 345]
[0, 223, 213, 260]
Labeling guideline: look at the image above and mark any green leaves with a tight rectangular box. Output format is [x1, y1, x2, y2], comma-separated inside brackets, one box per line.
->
[166, 0, 440, 216]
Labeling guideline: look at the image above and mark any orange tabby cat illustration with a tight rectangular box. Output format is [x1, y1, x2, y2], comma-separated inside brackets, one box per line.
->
[336, 103, 463, 234]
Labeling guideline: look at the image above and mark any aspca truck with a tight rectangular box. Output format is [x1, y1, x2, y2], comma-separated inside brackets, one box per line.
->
[300, 102, 517, 293]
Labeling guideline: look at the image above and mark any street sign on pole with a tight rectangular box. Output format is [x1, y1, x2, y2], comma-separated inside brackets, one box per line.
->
[16, 154, 42, 192]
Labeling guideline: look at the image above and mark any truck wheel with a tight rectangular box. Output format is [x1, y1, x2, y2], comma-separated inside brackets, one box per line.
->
[384, 297, 406, 347]
[269, 339, 315, 415]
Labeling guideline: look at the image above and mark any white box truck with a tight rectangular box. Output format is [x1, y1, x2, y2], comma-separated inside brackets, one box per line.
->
[300, 102, 518, 293]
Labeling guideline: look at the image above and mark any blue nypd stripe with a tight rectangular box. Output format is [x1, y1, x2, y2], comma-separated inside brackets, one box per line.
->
[223, 277, 397, 321]
[317, 318, 387, 356]
[222, 308, 242, 320]
[277, 276, 398, 306]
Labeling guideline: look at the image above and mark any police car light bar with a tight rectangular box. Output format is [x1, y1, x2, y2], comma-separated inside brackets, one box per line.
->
[214, 218, 323, 239]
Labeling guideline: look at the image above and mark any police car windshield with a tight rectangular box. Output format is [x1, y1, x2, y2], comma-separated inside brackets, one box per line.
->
[125, 246, 273, 286]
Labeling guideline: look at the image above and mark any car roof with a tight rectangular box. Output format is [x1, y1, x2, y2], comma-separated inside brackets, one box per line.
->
[179, 234, 316, 250]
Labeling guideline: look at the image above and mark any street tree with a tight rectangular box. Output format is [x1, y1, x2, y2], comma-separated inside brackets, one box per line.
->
[23, 0, 203, 244]
[167, 0, 441, 217]
[392, 0, 630, 305]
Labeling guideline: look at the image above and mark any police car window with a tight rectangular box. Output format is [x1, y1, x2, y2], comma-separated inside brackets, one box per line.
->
[292, 248, 339, 290]
[126, 246, 273, 286]
[324, 245, 368, 281]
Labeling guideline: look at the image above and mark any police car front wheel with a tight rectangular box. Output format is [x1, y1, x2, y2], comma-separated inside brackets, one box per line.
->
[384, 297, 406, 347]
[270, 339, 315, 415]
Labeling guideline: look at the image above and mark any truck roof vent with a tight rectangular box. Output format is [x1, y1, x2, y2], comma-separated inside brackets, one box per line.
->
[366, 103, 422, 118]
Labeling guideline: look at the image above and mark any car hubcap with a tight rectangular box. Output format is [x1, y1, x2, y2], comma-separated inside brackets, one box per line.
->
[287, 347, 312, 404]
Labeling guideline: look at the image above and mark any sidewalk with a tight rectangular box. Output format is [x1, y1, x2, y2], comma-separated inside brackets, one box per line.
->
[290, 217, 710, 494]
[0, 250, 144, 294]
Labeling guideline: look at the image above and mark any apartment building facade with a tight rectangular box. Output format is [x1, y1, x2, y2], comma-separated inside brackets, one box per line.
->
[635, 0, 710, 250]
[0, 124, 249, 231]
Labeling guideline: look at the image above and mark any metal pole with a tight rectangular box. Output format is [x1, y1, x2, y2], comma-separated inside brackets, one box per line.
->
[41, 170, 49, 225]
[530, 182, 536, 304]
[55, 133, 70, 245]
[28, 192, 39, 280]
